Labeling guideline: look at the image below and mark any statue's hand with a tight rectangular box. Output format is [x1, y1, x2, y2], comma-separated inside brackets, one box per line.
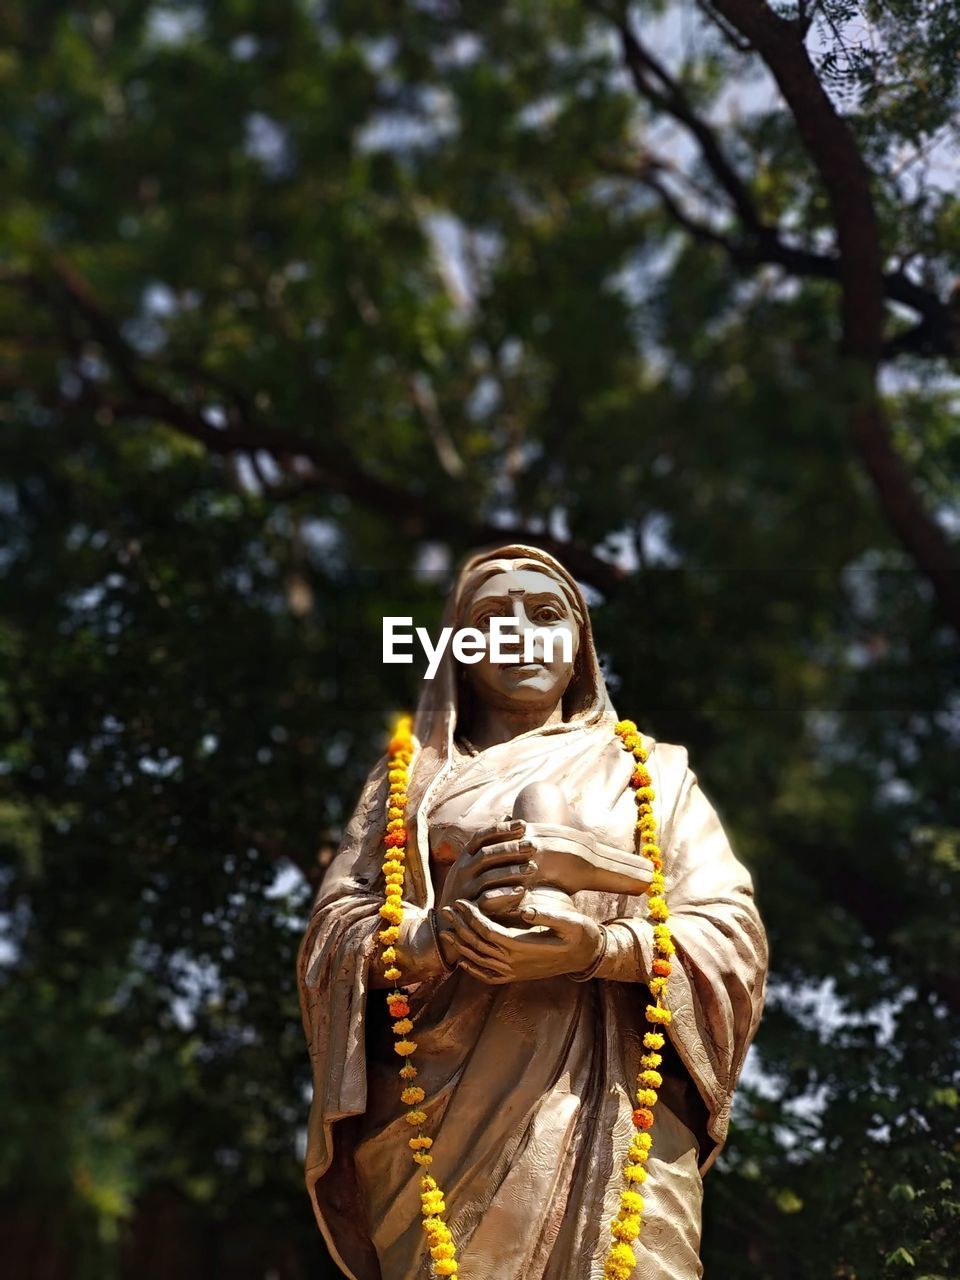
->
[519, 822, 653, 898]
[440, 897, 602, 984]
[435, 819, 538, 920]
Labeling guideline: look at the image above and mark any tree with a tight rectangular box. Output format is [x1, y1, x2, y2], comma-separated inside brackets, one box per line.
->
[1, 3, 957, 1277]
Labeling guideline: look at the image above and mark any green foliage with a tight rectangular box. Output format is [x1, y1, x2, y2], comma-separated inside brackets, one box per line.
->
[0, 3, 958, 1278]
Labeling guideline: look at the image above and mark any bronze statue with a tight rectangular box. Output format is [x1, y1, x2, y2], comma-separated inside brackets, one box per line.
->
[297, 544, 768, 1279]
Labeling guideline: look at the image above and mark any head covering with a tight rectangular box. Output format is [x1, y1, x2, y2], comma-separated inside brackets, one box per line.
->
[406, 543, 617, 832]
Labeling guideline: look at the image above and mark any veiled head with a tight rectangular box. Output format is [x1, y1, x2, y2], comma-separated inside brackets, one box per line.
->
[455, 560, 583, 716]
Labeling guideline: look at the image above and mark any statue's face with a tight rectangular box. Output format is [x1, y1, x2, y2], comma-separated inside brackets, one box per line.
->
[459, 569, 580, 712]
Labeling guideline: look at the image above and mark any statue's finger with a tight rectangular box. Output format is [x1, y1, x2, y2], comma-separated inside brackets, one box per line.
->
[473, 862, 537, 893]
[472, 838, 536, 869]
[454, 898, 516, 946]
[518, 904, 575, 936]
[448, 908, 508, 960]
[462, 820, 526, 857]
[459, 960, 511, 985]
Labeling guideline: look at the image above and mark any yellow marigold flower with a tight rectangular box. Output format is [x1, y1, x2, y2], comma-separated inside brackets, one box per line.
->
[412, 1151, 433, 1166]
[635, 1088, 658, 1108]
[615, 719, 637, 736]
[646, 1005, 672, 1026]
[640, 1052, 662, 1070]
[402, 1086, 426, 1105]
[409, 1136, 433, 1151]
[405, 1109, 428, 1126]
[379, 903, 403, 924]
[399, 1064, 418, 1079]
[610, 1215, 642, 1243]
[431, 1243, 456, 1261]
[647, 896, 669, 922]
[650, 872, 666, 894]
[385, 883, 403, 899]
[625, 1156, 648, 1179]
[632, 745, 648, 762]
[392, 1017, 414, 1034]
[623, 1163, 647, 1183]
[394, 1039, 417, 1056]
[634, 785, 655, 803]
[379, 925, 400, 944]
[649, 976, 668, 997]
[420, 1175, 437, 1191]
[639, 1069, 663, 1089]
[620, 1190, 644, 1214]
[383, 965, 402, 981]
[381, 947, 397, 963]
[606, 1241, 637, 1273]
[434, 1262, 457, 1277]
[382, 859, 404, 875]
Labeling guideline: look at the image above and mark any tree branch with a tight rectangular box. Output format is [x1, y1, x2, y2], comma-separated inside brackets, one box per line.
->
[5, 261, 629, 597]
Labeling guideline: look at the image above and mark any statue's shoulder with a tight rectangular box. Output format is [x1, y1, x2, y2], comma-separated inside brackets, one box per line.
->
[648, 738, 695, 796]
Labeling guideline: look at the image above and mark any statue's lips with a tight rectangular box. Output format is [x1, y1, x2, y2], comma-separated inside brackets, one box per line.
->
[504, 662, 547, 675]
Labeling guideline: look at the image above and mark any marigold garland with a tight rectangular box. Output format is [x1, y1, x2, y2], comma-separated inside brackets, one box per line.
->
[378, 715, 459, 1277]
[378, 714, 673, 1280]
[603, 718, 676, 1280]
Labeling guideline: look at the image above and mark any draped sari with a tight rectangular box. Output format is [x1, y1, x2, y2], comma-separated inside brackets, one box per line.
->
[297, 546, 768, 1280]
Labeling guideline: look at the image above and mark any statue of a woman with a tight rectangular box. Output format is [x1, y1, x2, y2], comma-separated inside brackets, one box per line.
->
[297, 544, 768, 1280]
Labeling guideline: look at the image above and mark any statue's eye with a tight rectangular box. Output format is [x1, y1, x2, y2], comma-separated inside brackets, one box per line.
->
[535, 606, 562, 623]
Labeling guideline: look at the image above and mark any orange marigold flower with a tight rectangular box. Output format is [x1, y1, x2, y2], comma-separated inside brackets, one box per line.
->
[633, 1107, 655, 1130]
[652, 959, 672, 977]
[387, 997, 410, 1017]
[630, 766, 652, 789]
[399, 1064, 418, 1079]
[405, 1109, 428, 1126]
[402, 1086, 426, 1105]
[394, 1039, 417, 1056]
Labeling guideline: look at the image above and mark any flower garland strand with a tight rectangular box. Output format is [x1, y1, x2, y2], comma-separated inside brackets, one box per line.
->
[377, 715, 459, 1278]
[378, 715, 673, 1280]
[603, 719, 676, 1280]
